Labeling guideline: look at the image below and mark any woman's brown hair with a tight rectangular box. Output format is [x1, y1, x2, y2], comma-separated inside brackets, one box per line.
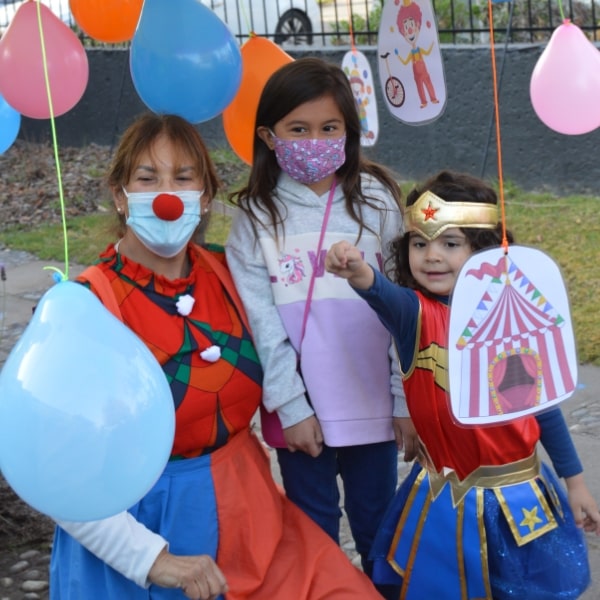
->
[108, 113, 220, 241]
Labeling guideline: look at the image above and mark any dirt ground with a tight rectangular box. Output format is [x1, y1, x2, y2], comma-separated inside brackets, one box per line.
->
[0, 138, 248, 234]
[0, 475, 55, 554]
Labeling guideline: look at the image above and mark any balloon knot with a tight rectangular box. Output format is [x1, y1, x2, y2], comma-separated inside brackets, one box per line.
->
[43, 266, 67, 283]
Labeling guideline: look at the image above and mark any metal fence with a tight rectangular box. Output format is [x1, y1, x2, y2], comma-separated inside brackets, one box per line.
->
[1, 0, 599, 46]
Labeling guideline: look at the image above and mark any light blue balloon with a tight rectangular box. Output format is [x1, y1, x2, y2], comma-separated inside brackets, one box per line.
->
[130, 0, 242, 123]
[0, 93, 21, 154]
[0, 281, 175, 521]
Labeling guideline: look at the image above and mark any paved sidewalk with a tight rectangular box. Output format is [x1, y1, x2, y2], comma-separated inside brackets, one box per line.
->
[1, 248, 599, 598]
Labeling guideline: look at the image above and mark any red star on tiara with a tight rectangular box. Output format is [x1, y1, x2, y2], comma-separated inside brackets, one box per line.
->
[422, 203, 439, 221]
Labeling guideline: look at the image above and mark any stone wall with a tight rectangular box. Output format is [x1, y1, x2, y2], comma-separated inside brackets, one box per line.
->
[18, 46, 600, 195]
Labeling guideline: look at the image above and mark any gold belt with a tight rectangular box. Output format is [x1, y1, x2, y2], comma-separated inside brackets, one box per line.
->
[424, 450, 541, 507]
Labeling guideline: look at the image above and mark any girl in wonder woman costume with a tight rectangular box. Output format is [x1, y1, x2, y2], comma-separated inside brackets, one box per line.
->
[325, 169, 600, 599]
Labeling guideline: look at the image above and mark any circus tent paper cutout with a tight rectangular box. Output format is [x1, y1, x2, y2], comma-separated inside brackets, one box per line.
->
[342, 50, 379, 146]
[448, 246, 577, 426]
[377, 0, 446, 125]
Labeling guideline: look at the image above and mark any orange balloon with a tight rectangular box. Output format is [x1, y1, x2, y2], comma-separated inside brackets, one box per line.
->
[222, 36, 293, 165]
[70, 0, 143, 43]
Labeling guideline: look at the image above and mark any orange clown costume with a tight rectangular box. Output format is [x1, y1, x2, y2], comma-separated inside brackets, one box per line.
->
[49, 243, 380, 599]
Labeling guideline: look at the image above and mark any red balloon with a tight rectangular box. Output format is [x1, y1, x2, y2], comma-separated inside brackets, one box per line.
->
[222, 36, 293, 165]
[0, 1, 88, 119]
[70, 0, 143, 43]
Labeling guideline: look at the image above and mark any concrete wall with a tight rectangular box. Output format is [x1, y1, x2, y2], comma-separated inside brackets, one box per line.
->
[18, 46, 600, 195]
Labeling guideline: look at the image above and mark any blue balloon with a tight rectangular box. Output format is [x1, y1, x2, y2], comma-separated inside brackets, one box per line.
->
[130, 0, 242, 123]
[0, 281, 175, 521]
[0, 93, 21, 154]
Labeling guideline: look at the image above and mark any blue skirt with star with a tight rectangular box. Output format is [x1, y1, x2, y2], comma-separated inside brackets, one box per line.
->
[370, 459, 590, 599]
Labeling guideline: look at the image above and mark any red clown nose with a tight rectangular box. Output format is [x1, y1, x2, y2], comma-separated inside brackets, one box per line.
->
[152, 193, 184, 221]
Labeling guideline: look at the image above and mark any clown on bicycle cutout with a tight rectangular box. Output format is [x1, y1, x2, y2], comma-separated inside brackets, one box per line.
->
[377, 0, 446, 125]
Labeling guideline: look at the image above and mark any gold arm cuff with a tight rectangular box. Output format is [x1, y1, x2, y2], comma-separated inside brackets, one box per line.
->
[404, 190, 499, 240]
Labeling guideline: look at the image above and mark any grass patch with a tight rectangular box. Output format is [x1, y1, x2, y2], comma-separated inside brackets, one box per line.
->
[503, 194, 600, 365]
[2, 213, 113, 266]
[3, 179, 600, 366]
[1, 211, 233, 266]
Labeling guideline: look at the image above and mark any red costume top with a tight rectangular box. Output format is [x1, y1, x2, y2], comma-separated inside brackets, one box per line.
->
[405, 291, 540, 480]
[82, 243, 263, 458]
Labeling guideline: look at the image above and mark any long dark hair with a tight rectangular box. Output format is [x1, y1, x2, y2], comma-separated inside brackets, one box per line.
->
[388, 170, 514, 293]
[229, 57, 402, 242]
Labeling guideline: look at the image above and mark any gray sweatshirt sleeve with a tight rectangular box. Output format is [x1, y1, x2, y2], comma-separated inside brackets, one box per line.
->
[225, 209, 314, 428]
[372, 179, 407, 416]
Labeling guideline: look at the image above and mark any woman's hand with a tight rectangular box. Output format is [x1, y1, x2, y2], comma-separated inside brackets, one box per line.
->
[283, 415, 324, 457]
[148, 548, 228, 600]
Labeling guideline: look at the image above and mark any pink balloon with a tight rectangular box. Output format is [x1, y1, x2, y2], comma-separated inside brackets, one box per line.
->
[530, 20, 600, 135]
[0, 1, 88, 119]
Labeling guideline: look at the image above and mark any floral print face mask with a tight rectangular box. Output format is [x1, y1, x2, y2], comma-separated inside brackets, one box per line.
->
[269, 132, 346, 185]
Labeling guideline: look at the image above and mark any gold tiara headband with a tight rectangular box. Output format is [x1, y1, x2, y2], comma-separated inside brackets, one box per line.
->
[404, 190, 499, 241]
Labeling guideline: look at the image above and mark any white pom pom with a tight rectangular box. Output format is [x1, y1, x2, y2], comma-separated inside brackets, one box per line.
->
[200, 345, 221, 362]
[176, 294, 195, 316]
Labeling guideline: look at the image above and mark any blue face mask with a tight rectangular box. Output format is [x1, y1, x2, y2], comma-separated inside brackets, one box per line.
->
[123, 189, 203, 258]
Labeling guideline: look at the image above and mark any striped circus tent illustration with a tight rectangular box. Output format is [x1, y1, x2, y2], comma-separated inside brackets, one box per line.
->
[449, 246, 577, 425]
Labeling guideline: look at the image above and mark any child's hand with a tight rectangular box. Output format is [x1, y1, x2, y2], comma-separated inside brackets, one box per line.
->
[325, 241, 374, 289]
[565, 473, 600, 535]
[283, 415, 324, 457]
[393, 417, 419, 462]
[325, 241, 358, 273]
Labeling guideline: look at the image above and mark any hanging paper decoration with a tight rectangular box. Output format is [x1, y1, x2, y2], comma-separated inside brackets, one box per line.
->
[342, 50, 379, 146]
[448, 246, 577, 426]
[377, 0, 446, 125]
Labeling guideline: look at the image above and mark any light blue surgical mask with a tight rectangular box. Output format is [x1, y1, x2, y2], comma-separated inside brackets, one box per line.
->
[123, 188, 203, 258]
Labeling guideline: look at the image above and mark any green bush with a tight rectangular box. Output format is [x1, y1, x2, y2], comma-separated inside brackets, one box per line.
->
[326, 0, 596, 45]
[332, 0, 382, 45]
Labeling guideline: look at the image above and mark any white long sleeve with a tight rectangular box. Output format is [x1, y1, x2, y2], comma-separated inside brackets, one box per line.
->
[56, 512, 168, 588]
